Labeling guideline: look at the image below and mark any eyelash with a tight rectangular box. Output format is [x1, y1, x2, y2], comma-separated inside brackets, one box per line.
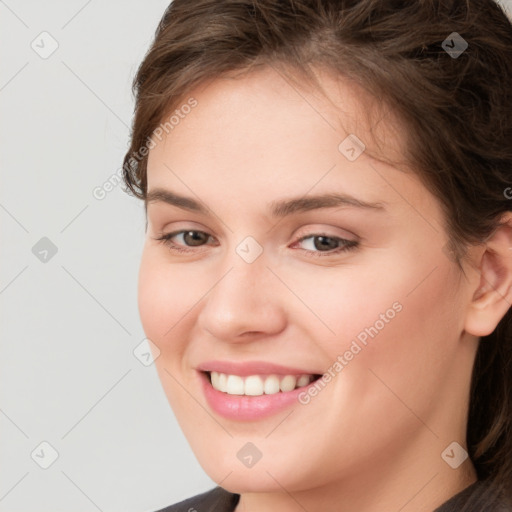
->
[153, 230, 359, 258]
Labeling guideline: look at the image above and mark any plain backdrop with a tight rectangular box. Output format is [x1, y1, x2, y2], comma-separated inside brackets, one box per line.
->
[0, 2, 216, 511]
[1, 1, 512, 511]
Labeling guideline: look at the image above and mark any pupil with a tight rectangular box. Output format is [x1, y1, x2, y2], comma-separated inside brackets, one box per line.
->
[185, 231, 206, 246]
[314, 236, 337, 251]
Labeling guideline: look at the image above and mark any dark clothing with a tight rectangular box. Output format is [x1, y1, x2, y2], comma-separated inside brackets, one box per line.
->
[432, 480, 512, 512]
[154, 486, 239, 512]
[155, 480, 512, 512]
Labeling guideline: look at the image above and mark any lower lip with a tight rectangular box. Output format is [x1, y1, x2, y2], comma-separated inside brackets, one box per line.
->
[199, 371, 316, 421]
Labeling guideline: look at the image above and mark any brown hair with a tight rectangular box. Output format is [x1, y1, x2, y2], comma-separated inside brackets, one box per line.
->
[122, 0, 512, 503]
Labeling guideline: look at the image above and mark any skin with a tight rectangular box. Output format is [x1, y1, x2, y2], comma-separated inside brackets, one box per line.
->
[138, 65, 512, 512]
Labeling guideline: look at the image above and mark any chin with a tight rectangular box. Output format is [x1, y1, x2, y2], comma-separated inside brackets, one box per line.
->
[194, 447, 313, 494]
[212, 469, 292, 494]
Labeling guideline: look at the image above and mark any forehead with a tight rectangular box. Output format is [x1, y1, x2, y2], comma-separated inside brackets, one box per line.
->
[147, 65, 407, 173]
[144, 65, 441, 228]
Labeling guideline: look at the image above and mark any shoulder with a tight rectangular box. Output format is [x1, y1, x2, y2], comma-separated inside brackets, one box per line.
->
[433, 480, 512, 512]
[153, 486, 240, 512]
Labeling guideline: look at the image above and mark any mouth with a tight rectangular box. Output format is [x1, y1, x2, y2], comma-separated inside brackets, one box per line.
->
[203, 370, 323, 396]
[197, 365, 324, 421]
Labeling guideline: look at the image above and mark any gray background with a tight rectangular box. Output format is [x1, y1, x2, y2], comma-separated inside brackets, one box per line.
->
[1, 2, 215, 511]
[1, 1, 512, 511]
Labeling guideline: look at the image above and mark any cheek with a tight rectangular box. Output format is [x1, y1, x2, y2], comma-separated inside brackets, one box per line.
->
[277, 256, 409, 354]
[138, 247, 194, 364]
[323, 255, 463, 428]
[138, 251, 169, 341]
[137, 249, 197, 352]
[288, 250, 462, 398]
[137, 249, 203, 411]
[369, 262, 461, 368]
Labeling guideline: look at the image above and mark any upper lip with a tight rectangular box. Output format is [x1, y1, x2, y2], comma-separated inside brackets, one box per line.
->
[196, 360, 321, 376]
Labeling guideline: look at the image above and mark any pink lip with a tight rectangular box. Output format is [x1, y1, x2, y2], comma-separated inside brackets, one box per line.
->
[196, 360, 319, 376]
[197, 368, 321, 421]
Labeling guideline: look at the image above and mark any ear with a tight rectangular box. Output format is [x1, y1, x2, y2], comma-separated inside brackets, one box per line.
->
[465, 212, 512, 337]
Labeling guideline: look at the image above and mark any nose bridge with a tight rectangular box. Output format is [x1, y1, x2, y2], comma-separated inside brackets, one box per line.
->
[213, 234, 270, 300]
[197, 240, 285, 339]
[208, 245, 270, 314]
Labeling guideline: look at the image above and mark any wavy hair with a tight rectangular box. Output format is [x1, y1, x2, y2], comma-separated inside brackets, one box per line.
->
[122, 0, 512, 503]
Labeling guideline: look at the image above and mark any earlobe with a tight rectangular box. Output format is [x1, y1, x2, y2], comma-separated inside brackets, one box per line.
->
[464, 212, 512, 337]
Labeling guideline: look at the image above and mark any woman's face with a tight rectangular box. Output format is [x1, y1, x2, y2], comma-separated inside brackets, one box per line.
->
[139, 66, 479, 497]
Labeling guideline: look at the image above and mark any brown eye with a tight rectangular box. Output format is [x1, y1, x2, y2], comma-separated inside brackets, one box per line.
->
[312, 235, 340, 251]
[294, 234, 358, 257]
[154, 230, 215, 253]
[181, 231, 209, 247]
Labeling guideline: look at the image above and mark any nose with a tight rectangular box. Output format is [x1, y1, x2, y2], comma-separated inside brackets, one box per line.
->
[197, 252, 287, 343]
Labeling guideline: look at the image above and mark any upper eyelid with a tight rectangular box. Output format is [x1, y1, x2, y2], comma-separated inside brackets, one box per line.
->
[153, 219, 358, 237]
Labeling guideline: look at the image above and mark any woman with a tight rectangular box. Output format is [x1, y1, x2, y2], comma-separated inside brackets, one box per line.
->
[122, 0, 512, 510]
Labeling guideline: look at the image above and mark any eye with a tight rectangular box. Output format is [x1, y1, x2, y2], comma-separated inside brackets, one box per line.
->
[153, 229, 359, 258]
[153, 230, 216, 253]
[292, 234, 359, 258]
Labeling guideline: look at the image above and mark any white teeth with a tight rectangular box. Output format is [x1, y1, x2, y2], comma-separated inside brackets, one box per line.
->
[218, 372, 227, 392]
[226, 374, 244, 395]
[263, 375, 280, 395]
[280, 375, 297, 392]
[208, 372, 314, 396]
[211, 371, 220, 389]
[297, 374, 311, 387]
[211, 371, 228, 392]
[244, 375, 264, 396]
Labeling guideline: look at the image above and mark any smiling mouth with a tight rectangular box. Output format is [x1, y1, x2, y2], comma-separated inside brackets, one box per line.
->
[204, 371, 323, 396]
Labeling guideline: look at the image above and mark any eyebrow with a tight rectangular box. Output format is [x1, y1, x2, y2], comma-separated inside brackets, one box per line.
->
[145, 188, 386, 217]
